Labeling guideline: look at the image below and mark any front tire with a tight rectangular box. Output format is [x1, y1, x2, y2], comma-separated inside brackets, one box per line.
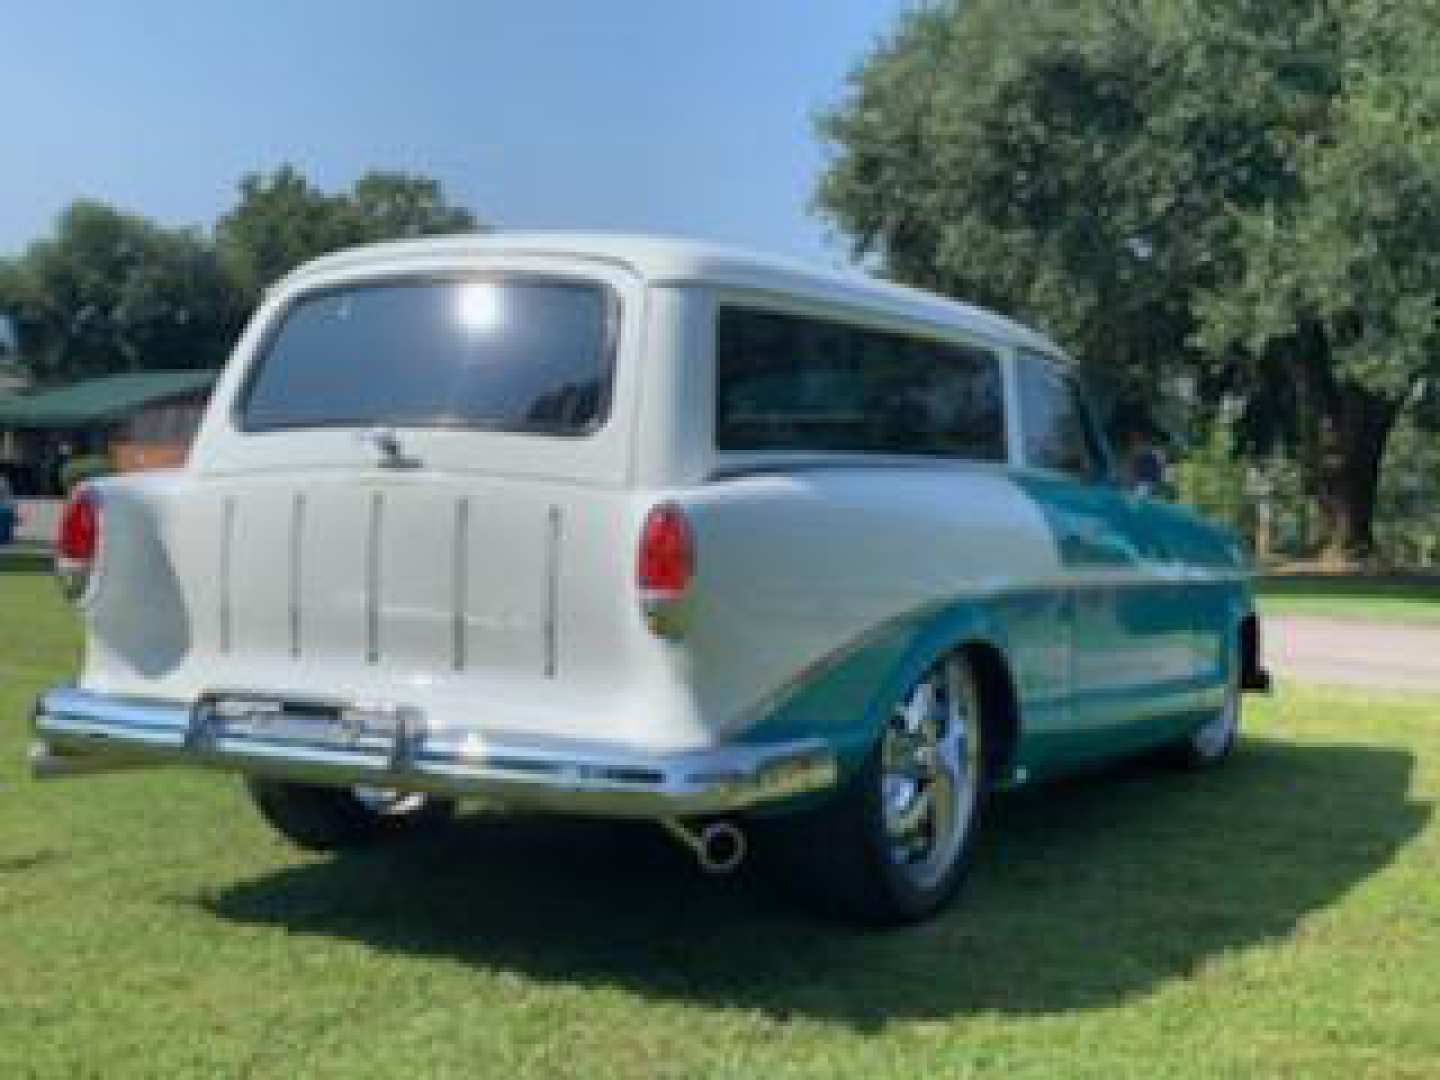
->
[247, 779, 455, 852]
[1169, 634, 1242, 769]
[776, 652, 987, 925]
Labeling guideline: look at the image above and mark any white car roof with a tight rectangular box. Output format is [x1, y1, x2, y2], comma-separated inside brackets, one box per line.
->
[279, 231, 1067, 359]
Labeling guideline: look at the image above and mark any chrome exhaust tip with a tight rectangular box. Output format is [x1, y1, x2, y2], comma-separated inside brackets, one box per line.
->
[660, 817, 748, 875]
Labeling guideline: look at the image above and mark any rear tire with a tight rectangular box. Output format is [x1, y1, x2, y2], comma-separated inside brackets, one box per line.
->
[773, 652, 988, 926]
[246, 779, 455, 852]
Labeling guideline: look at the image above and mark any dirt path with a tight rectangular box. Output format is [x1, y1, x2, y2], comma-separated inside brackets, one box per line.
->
[1266, 615, 1440, 693]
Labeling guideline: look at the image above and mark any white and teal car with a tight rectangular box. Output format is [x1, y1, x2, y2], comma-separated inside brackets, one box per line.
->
[30, 234, 1268, 924]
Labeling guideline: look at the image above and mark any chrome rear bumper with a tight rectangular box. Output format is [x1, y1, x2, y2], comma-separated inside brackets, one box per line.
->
[29, 686, 838, 818]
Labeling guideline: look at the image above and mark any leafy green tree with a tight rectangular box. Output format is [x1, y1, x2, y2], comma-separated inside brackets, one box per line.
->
[817, 0, 1440, 564]
[0, 201, 242, 383]
[217, 165, 479, 308]
[1173, 418, 1254, 548]
[212, 166, 355, 308]
[349, 171, 477, 243]
[1376, 415, 1440, 567]
[1, 166, 480, 385]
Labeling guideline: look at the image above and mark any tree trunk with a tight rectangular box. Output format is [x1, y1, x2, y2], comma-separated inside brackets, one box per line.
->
[1288, 326, 1402, 569]
[1311, 384, 1399, 568]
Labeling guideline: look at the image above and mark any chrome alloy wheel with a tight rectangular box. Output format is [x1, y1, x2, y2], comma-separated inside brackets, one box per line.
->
[1192, 639, 1241, 760]
[1192, 688, 1238, 759]
[880, 655, 982, 890]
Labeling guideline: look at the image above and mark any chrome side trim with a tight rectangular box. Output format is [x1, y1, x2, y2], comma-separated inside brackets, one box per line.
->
[366, 490, 382, 664]
[219, 496, 235, 654]
[453, 497, 469, 672]
[30, 686, 838, 818]
[544, 504, 560, 679]
[289, 492, 305, 660]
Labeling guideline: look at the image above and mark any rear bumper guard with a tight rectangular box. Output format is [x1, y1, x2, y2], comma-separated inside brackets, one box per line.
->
[29, 686, 838, 817]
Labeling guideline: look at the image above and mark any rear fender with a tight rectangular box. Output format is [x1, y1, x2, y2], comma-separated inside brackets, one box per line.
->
[741, 598, 1011, 787]
[859, 601, 1010, 755]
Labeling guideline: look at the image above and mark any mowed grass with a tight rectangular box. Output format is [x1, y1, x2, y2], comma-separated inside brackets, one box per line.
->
[1256, 573, 1440, 624]
[3, 568, 1440, 1078]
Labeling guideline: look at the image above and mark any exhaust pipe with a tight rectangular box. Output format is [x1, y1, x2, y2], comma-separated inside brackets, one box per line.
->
[660, 818, 747, 875]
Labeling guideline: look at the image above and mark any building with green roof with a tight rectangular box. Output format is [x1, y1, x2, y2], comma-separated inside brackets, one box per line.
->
[0, 370, 217, 496]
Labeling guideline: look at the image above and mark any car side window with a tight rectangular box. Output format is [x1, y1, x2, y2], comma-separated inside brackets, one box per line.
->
[715, 306, 1007, 461]
[1016, 352, 1110, 482]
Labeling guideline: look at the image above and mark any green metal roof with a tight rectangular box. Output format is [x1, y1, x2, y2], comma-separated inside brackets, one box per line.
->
[0, 371, 217, 429]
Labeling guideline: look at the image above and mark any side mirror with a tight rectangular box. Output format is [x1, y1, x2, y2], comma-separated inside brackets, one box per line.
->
[1131, 478, 1177, 502]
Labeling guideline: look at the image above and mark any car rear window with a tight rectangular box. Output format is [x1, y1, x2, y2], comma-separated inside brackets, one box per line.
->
[715, 306, 1006, 460]
[241, 279, 615, 434]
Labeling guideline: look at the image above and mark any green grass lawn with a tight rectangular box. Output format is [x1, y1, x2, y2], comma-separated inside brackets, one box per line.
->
[1256, 573, 1440, 624]
[3, 568, 1440, 1078]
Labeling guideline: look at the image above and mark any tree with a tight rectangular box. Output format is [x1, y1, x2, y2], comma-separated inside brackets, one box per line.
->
[816, 0, 1440, 563]
[212, 166, 355, 308]
[217, 165, 479, 308]
[0, 166, 481, 386]
[348, 171, 477, 242]
[1377, 414, 1440, 567]
[0, 201, 242, 383]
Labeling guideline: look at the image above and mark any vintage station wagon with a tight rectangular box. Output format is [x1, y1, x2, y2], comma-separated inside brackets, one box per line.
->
[30, 234, 1268, 924]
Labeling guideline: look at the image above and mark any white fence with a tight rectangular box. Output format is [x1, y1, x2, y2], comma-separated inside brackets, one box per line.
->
[16, 499, 59, 545]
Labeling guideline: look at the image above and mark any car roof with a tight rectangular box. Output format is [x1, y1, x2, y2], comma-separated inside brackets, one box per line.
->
[279, 231, 1067, 359]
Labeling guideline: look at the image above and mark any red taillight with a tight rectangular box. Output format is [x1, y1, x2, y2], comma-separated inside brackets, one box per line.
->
[56, 489, 99, 600]
[58, 491, 99, 562]
[638, 503, 693, 636]
[638, 503, 693, 597]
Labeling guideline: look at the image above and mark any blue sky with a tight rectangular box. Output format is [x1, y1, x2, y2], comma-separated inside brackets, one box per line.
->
[1, 1, 908, 265]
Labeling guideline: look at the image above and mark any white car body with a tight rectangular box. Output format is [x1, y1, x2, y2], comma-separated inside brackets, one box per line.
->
[32, 233, 1258, 841]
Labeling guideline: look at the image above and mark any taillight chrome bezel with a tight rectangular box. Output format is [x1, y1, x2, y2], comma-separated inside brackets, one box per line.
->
[55, 486, 102, 604]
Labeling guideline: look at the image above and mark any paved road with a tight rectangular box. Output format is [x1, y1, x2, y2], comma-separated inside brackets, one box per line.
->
[1266, 615, 1440, 693]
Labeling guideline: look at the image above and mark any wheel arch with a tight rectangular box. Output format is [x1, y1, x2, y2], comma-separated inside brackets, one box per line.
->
[862, 604, 1023, 789]
[958, 640, 1022, 788]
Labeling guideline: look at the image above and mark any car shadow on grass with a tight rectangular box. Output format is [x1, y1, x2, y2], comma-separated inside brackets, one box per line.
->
[204, 737, 1427, 1027]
